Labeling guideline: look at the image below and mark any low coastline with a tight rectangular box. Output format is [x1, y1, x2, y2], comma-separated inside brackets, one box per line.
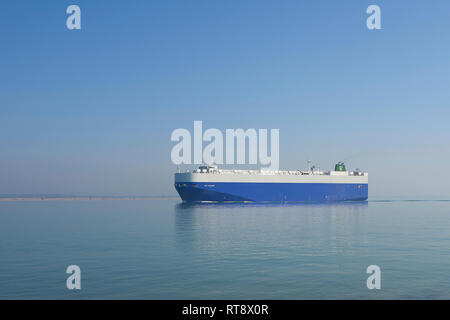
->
[0, 196, 177, 201]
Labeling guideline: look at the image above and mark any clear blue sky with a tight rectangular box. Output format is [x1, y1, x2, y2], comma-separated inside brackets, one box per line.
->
[1, 1, 450, 198]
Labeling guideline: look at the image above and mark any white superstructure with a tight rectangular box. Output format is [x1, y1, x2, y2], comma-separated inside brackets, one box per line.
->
[175, 165, 368, 184]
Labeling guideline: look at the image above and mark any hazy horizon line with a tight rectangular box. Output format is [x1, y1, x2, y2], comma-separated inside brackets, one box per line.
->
[1, 194, 450, 202]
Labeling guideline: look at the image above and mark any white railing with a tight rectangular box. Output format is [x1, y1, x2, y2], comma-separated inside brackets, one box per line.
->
[189, 169, 331, 176]
[185, 168, 368, 176]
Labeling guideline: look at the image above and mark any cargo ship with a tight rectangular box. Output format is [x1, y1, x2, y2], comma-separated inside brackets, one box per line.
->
[174, 161, 368, 203]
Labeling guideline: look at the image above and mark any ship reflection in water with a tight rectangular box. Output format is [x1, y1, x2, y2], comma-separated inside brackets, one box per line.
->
[175, 201, 369, 260]
[2, 199, 450, 299]
[172, 200, 450, 299]
[172, 202, 377, 299]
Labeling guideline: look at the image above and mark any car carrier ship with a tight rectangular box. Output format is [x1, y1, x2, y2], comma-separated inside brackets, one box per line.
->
[174, 161, 368, 202]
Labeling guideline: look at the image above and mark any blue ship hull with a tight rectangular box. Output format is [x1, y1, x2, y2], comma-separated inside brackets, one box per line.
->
[175, 182, 368, 203]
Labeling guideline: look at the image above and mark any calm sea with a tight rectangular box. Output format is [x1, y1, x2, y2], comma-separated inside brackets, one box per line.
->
[0, 199, 449, 299]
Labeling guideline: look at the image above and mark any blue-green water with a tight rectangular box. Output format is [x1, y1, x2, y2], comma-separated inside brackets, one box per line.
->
[0, 200, 449, 299]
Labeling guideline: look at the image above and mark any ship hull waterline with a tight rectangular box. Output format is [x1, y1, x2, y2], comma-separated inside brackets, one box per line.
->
[175, 182, 368, 203]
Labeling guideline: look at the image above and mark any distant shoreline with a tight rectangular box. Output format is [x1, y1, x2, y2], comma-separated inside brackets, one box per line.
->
[0, 196, 178, 201]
